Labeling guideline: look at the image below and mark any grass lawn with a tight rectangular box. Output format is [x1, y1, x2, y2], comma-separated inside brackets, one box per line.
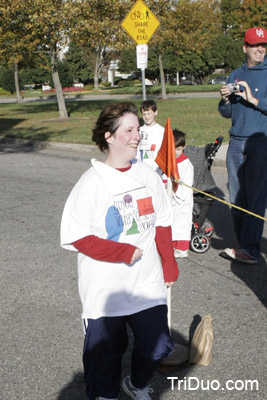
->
[0, 97, 231, 146]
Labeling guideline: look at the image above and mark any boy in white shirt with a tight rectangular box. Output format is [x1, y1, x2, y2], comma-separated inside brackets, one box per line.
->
[171, 129, 194, 258]
[137, 100, 164, 174]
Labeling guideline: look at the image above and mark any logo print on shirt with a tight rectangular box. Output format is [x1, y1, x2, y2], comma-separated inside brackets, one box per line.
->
[105, 206, 123, 241]
[105, 195, 155, 239]
[137, 197, 154, 216]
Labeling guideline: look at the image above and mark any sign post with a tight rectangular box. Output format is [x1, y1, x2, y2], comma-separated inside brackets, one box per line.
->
[121, 0, 160, 100]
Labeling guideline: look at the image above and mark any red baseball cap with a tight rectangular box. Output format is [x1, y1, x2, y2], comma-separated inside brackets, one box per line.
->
[244, 27, 267, 45]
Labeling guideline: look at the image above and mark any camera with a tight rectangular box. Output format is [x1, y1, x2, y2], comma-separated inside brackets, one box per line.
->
[227, 80, 240, 93]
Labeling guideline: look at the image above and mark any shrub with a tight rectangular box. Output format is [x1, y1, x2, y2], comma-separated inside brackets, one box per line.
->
[101, 81, 111, 87]
[0, 87, 11, 95]
[117, 80, 131, 87]
[49, 60, 73, 88]
[0, 68, 23, 94]
[131, 79, 142, 85]
[83, 84, 94, 91]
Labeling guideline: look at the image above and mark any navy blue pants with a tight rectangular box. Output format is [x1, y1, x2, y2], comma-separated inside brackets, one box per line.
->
[82, 305, 173, 399]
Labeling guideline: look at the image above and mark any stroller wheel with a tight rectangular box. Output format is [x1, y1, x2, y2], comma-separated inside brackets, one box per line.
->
[201, 221, 214, 237]
[190, 233, 210, 253]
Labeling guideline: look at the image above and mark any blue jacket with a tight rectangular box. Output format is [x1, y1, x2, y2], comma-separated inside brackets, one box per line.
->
[218, 56, 267, 139]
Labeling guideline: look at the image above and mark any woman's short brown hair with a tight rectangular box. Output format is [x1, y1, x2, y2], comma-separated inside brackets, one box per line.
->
[92, 102, 138, 152]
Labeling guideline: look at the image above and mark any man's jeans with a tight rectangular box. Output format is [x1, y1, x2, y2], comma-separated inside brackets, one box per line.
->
[226, 135, 267, 259]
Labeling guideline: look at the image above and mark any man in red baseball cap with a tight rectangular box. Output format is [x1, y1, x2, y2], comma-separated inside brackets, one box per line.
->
[218, 27, 267, 265]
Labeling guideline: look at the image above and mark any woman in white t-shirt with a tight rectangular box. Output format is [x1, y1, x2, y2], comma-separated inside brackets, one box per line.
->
[60, 102, 179, 400]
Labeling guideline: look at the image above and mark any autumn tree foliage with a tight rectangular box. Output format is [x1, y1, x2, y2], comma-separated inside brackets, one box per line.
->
[220, 0, 267, 40]
[1, 0, 75, 117]
[143, 0, 178, 99]
[139, 0, 222, 91]
[24, 0, 74, 119]
[237, 0, 267, 37]
[69, 0, 128, 89]
[0, 0, 36, 102]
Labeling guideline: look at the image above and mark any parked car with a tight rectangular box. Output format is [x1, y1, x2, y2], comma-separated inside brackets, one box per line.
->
[180, 77, 197, 85]
[208, 76, 228, 85]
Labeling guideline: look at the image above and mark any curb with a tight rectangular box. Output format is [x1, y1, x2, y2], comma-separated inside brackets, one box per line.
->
[0, 136, 97, 152]
[0, 136, 227, 169]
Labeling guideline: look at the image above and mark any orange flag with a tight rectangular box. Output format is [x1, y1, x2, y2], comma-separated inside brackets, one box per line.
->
[155, 118, 179, 191]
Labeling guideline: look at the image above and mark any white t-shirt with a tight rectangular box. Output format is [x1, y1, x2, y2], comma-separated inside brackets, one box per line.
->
[136, 123, 164, 173]
[172, 157, 194, 241]
[61, 159, 173, 320]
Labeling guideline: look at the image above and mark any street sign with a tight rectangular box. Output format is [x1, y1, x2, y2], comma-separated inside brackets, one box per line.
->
[136, 44, 148, 69]
[121, 0, 160, 44]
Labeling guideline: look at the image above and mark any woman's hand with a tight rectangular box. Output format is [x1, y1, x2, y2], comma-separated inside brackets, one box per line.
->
[130, 248, 143, 265]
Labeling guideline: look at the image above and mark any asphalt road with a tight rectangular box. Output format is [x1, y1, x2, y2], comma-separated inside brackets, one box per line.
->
[1, 142, 266, 400]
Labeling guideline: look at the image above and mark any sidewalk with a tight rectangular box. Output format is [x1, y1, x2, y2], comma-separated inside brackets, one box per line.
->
[212, 143, 228, 169]
[0, 91, 221, 104]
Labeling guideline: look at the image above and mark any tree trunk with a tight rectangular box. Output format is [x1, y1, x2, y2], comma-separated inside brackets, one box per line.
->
[158, 54, 167, 100]
[94, 46, 106, 89]
[51, 48, 69, 119]
[14, 63, 22, 103]
[94, 52, 100, 89]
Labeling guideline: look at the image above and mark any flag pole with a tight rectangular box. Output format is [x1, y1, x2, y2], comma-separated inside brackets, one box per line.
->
[167, 176, 172, 329]
[155, 118, 179, 331]
[155, 120, 190, 366]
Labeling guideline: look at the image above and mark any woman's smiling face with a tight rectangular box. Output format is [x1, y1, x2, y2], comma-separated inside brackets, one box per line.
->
[107, 112, 140, 162]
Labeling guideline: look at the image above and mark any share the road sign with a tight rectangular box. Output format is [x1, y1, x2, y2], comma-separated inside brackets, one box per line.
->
[121, 0, 160, 44]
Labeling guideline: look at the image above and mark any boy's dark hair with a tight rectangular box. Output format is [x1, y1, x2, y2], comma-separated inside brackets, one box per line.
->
[92, 102, 138, 152]
[140, 99, 157, 113]
[173, 129, 186, 148]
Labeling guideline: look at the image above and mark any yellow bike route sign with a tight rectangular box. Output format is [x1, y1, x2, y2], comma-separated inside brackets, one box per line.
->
[121, 0, 160, 44]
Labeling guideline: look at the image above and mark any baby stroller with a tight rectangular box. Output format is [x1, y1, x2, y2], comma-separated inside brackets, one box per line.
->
[184, 136, 223, 253]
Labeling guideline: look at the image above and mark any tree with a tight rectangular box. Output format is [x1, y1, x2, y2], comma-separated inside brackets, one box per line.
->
[0, 0, 75, 117]
[220, 0, 267, 40]
[19, 67, 50, 88]
[0, 68, 22, 94]
[0, 0, 36, 101]
[144, 0, 178, 99]
[237, 0, 267, 36]
[70, 0, 128, 89]
[22, 0, 76, 119]
[223, 36, 244, 72]
[169, 0, 221, 53]
[49, 60, 73, 89]
[190, 33, 229, 83]
[65, 42, 93, 84]
[118, 48, 136, 75]
[144, 0, 222, 92]
[220, 0, 241, 35]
